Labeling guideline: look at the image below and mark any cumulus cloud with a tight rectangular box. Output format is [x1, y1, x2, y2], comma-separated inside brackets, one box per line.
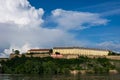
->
[0, 0, 108, 57]
[97, 41, 120, 52]
[0, 0, 44, 27]
[51, 9, 108, 30]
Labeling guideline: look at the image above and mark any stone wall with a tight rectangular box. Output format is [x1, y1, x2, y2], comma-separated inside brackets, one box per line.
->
[10, 53, 50, 59]
[10, 53, 120, 60]
[0, 58, 8, 61]
[106, 56, 120, 60]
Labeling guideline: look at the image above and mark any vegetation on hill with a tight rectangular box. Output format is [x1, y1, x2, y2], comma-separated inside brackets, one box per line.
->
[0, 55, 117, 74]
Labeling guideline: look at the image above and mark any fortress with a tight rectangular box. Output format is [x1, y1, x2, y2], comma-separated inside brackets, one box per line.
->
[22, 47, 110, 59]
[10, 46, 120, 60]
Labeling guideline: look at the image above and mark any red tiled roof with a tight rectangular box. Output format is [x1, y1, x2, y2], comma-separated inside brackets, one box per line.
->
[28, 49, 50, 51]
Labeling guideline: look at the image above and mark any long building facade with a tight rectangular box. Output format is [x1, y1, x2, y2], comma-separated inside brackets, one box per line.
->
[27, 49, 50, 54]
[53, 47, 109, 56]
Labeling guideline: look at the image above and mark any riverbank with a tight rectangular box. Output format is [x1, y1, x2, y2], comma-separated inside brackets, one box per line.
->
[70, 69, 119, 75]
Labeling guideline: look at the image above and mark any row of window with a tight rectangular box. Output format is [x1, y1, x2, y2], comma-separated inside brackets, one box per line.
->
[53, 49, 108, 56]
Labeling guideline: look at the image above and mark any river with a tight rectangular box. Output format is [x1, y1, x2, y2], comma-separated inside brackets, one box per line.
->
[0, 74, 120, 80]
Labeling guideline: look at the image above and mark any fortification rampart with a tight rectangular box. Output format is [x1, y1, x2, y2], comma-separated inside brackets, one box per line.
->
[10, 53, 50, 59]
[10, 53, 120, 60]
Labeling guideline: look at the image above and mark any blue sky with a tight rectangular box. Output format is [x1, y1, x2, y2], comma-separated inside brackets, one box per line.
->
[0, 0, 120, 57]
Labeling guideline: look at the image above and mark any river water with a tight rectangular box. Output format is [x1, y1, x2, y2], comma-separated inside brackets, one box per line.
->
[0, 74, 120, 80]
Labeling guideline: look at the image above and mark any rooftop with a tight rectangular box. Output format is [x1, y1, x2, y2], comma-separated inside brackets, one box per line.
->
[53, 47, 109, 51]
[28, 49, 50, 51]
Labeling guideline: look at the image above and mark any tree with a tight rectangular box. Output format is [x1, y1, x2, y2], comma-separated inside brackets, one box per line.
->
[15, 50, 20, 55]
[42, 61, 57, 74]
[108, 51, 119, 55]
[49, 49, 53, 54]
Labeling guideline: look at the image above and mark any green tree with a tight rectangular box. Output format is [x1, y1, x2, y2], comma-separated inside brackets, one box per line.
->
[14, 50, 20, 55]
[42, 61, 57, 74]
[49, 49, 53, 54]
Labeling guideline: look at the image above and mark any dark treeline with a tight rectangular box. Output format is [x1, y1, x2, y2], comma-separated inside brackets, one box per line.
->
[0, 55, 116, 74]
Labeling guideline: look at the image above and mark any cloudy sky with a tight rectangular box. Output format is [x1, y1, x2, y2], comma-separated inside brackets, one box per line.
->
[0, 0, 120, 57]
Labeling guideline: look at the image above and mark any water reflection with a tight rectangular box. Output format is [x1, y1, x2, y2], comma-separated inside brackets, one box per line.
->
[0, 74, 120, 80]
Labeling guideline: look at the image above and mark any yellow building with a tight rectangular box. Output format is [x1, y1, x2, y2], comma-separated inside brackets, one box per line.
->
[27, 49, 50, 54]
[53, 47, 109, 56]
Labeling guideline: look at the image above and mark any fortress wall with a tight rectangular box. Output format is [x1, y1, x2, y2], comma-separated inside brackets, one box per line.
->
[10, 53, 120, 60]
[106, 56, 120, 60]
[10, 53, 50, 58]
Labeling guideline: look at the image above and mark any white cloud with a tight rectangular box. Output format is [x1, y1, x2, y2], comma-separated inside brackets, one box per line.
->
[0, 0, 44, 26]
[0, 22, 75, 57]
[0, 0, 109, 57]
[51, 9, 108, 30]
[0, 0, 74, 57]
[102, 9, 120, 16]
[97, 41, 120, 52]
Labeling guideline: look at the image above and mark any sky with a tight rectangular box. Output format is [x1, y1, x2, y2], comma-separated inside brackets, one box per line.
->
[0, 0, 120, 57]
